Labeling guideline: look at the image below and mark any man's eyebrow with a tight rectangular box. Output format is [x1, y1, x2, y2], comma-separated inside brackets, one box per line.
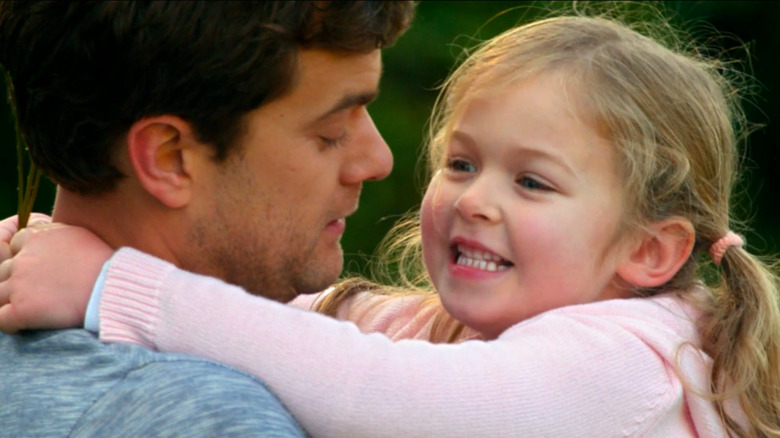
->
[314, 91, 378, 122]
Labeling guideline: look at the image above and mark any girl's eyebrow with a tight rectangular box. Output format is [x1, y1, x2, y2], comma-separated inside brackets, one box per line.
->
[450, 130, 577, 178]
[511, 146, 576, 178]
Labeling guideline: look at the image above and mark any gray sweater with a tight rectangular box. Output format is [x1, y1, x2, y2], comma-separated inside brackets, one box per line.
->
[0, 329, 306, 437]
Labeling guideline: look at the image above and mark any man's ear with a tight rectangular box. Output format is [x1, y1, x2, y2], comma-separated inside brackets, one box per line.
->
[126, 116, 201, 208]
[616, 217, 695, 288]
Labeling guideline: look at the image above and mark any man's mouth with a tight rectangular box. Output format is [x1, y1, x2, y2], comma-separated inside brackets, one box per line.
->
[327, 204, 357, 229]
[324, 217, 346, 234]
[452, 244, 513, 272]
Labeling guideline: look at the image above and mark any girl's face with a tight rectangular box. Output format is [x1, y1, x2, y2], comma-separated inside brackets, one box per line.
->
[421, 73, 634, 339]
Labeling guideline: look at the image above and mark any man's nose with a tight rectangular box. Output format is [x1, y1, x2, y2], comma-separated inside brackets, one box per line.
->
[341, 108, 393, 184]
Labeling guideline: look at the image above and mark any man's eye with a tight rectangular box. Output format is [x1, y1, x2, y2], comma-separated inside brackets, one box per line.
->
[446, 158, 477, 173]
[320, 132, 347, 148]
[516, 176, 552, 191]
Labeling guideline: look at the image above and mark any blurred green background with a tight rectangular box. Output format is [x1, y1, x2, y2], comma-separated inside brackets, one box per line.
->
[0, 1, 777, 278]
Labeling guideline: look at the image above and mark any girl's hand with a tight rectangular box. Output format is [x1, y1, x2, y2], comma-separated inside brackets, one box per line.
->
[0, 223, 112, 333]
[0, 213, 52, 261]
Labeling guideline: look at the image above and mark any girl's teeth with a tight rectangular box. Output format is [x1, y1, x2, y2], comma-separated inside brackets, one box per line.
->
[456, 254, 508, 272]
[454, 244, 512, 272]
[458, 245, 503, 262]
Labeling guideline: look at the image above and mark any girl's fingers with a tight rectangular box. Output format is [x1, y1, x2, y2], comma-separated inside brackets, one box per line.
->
[0, 242, 10, 263]
[27, 215, 53, 229]
[0, 300, 21, 334]
[0, 258, 11, 283]
[9, 228, 32, 256]
[0, 216, 19, 244]
[0, 213, 52, 245]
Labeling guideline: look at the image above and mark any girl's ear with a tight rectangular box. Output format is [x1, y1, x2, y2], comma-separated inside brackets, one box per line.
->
[125, 116, 200, 209]
[616, 217, 695, 288]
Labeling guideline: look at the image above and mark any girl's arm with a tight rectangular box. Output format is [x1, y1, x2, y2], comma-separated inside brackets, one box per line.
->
[0, 220, 473, 343]
[291, 289, 480, 342]
[100, 247, 688, 438]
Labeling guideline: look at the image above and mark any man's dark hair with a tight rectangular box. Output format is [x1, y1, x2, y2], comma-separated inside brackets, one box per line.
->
[0, 1, 415, 194]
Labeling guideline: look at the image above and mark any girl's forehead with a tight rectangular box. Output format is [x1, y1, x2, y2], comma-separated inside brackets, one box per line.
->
[430, 66, 612, 170]
[457, 67, 583, 105]
[453, 73, 596, 129]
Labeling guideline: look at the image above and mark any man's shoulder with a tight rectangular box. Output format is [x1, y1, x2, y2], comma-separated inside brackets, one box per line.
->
[74, 358, 306, 437]
[0, 329, 306, 437]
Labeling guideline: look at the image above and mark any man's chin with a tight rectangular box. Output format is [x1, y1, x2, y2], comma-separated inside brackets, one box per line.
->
[295, 258, 343, 295]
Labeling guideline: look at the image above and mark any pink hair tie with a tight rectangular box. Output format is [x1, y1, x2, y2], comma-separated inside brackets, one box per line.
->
[709, 231, 744, 266]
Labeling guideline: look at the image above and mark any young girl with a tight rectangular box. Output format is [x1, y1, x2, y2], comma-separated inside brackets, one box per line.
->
[2, 13, 779, 437]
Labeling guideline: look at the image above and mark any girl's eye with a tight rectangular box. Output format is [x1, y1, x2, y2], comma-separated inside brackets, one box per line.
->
[446, 158, 477, 173]
[517, 176, 552, 191]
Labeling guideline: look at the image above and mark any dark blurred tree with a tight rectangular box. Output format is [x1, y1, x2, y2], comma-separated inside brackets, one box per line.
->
[1, 1, 777, 276]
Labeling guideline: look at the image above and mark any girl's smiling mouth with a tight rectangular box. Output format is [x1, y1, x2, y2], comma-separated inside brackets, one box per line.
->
[451, 243, 514, 272]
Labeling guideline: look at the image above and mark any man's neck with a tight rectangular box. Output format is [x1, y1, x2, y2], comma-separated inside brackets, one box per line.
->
[51, 188, 182, 266]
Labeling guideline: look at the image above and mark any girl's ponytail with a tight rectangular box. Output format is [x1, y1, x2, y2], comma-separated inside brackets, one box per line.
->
[702, 240, 780, 436]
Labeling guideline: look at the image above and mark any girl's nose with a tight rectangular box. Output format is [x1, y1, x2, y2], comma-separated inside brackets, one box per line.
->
[453, 176, 501, 223]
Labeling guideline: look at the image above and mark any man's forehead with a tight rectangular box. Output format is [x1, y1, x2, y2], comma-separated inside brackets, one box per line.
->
[296, 48, 382, 88]
[292, 49, 383, 119]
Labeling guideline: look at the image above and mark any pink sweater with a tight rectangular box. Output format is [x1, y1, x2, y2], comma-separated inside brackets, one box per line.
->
[99, 248, 734, 437]
[287, 289, 482, 343]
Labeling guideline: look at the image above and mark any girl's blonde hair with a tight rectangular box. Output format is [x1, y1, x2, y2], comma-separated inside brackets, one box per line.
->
[317, 8, 780, 436]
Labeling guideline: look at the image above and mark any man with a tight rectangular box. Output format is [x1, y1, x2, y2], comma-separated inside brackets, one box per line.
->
[0, 1, 414, 436]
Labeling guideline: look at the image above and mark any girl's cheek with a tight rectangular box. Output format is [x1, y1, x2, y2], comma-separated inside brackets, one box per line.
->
[420, 186, 439, 240]
[420, 179, 450, 272]
[421, 177, 450, 237]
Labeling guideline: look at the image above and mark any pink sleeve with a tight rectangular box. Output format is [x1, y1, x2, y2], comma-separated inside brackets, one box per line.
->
[321, 291, 480, 341]
[287, 289, 441, 340]
[287, 291, 325, 311]
[286, 283, 480, 342]
[99, 248, 692, 438]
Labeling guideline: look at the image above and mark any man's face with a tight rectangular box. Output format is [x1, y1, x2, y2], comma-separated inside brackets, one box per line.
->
[186, 49, 391, 302]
